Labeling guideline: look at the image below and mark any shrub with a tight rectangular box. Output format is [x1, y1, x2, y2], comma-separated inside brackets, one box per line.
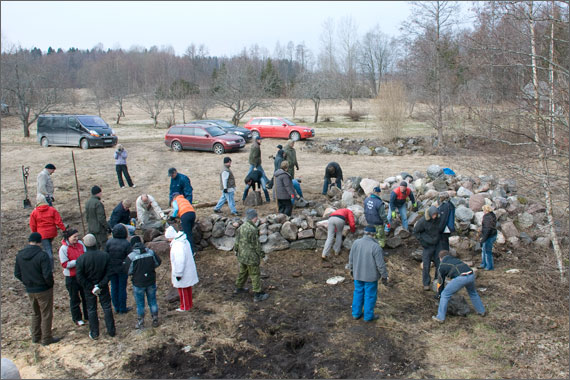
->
[344, 110, 366, 121]
[372, 81, 407, 140]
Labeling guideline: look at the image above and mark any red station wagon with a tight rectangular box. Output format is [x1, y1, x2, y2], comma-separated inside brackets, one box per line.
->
[164, 124, 245, 154]
[243, 117, 315, 140]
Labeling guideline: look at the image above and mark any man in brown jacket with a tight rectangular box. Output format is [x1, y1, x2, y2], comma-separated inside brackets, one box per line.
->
[247, 136, 269, 184]
[85, 186, 110, 249]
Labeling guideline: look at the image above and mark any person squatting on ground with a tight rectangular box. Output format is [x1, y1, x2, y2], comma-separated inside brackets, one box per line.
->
[114, 144, 136, 188]
[14, 232, 61, 346]
[243, 168, 270, 203]
[234, 208, 269, 302]
[432, 250, 486, 323]
[170, 192, 197, 253]
[437, 192, 455, 252]
[105, 224, 132, 314]
[165, 226, 199, 312]
[108, 199, 135, 235]
[29, 194, 66, 269]
[247, 136, 270, 183]
[323, 162, 343, 195]
[322, 208, 356, 260]
[37, 163, 56, 206]
[413, 206, 442, 291]
[136, 194, 167, 231]
[58, 228, 88, 326]
[347, 226, 389, 322]
[283, 140, 299, 178]
[213, 157, 240, 216]
[124, 236, 161, 329]
[386, 181, 417, 233]
[364, 186, 388, 248]
[168, 168, 193, 203]
[85, 185, 110, 249]
[274, 161, 296, 216]
[76, 234, 116, 339]
[480, 204, 498, 271]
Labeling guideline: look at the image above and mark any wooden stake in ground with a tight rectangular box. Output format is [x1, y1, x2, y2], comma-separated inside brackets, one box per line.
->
[72, 151, 87, 235]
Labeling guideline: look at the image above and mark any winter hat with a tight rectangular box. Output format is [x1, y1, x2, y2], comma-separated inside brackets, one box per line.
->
[223, 157, 232, 164]
[246, 208, 258, 220]
[28, 232, 42, 243]
[130, 235, 142, 247]
[45, 163, 56, 170]
[428, 206, 439, 217]
[91, 185, 102, 195]
[364, 226, 376, 234]
[276, 144, 283, 149]
[83, 234, 97, 247]
[373, 186, 381, 193]
[165, 226, 178, 239]
[400, 181, 408, 187]
[168, 168, 177, 176]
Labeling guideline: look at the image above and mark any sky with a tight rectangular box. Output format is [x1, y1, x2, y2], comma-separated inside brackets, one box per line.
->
[1, 1, 417, 57]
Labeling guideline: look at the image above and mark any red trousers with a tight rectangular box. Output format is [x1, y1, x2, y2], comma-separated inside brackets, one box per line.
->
[177, 287, 193, 310]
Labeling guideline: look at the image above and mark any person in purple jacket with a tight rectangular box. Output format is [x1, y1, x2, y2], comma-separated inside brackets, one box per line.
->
[114, 144, 136, 188]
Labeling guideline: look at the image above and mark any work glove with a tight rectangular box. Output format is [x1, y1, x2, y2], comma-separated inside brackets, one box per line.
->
[381, 277, 389, 286]
[386, 223, 391, 229]
[391, 211, 396, 219]
[223, 189, 228, 193]
[176, 276, 182, 282]
[92, 285, 102, 296]
[412, 202, 418, 211]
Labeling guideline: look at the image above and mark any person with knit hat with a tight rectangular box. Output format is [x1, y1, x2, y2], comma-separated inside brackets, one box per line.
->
[58, 228, 88, 326]
[413, 206, 442, 291]
[234, 209, 269, 302]
[347, 226, 389, 322]
[322, 162, 343, 195]
[15, 232, 60, 346]
[213, 157, 240, 216]
[37, 163, 56, 206]
[386, 180, 417, 233]
[85, 186, 110, 249]
[114, 144, 136, 189]
[29, 194, 66, 269]
[165, 226, 199, 312]
[363, 186, 388, 248]
[76, 233, 116, 340]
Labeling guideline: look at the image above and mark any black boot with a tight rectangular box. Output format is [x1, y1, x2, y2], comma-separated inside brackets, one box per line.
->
[253, 292, 269, 302]
[151, 314, 159, 328]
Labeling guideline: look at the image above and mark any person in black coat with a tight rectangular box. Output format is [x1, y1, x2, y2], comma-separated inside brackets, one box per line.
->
[323, 162, 343, 194]
[105, 224, 132, 314]
[480, 204, 498, 270]
[437, 192, 455, 251]
[108, 199, 135, 235]
[76, 234, 115, 339]
[413, 206, 441, 291]
[243, 169, 270, 202]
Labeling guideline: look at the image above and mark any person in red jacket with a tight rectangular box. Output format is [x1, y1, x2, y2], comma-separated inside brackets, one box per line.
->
[322, 208, 356, 260]
[29, 194, 66, 269]
[58, 228, 88, 326]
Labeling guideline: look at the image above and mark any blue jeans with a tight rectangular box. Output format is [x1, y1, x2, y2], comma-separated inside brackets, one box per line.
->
[247, 164, 269, 183]
[41, 238, 54, 269]
[352, 280, 378, 321]
[109, 273, 128, 313]
[133, 284, 158, 317]
[322, 177, 342, 194]
[481, 234, 497, 270]
[291, 179, 303, 205]
[386, 204, 408, 231]
[214, 190, 237, 213]
[436, 273, 485, 320]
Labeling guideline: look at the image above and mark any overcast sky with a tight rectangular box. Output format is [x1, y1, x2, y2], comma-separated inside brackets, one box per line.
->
[1, 1, 420, 57]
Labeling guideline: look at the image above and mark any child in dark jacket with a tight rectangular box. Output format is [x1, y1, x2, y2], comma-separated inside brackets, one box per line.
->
[124, 236, 161, 328]
[105, 224, 132, 314]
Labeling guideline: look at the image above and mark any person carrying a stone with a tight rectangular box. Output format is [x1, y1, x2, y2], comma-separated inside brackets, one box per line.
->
[58, 228, 88, 326]
[347, 226, 389, 322]
[124, 236, 161, 329]
[85, 185, 110, 249]
[234, 209, 269, 302]
[322, 208, 356, 260]
[37, 163, 56, 206]
[105, 224, 132, 314]
[114, 144, 136, 189]
[386, 181, 417, 233]
[29, 194, 66, 269]
[243, 168, 270, 203]
[274, 161, 296, 216]
[165, 226, 199, 312]
[283, 139, 299, 178]
[213, 157, 240, 216]
[323, 162, 343, 195]
[76, 234, 116, 340]
[170, 192, 197, 253]
[108, 199, 135, 235]
[364, 186, 387, 248]
[413, 206, 442, 291]
[437, 192, 455, 252]
[479, 204, 497, 271]
[168, 168, 193, 203]
[432, 250, 485, 323]
[14, 232, 61, 346]
[136, 194, 167, 231]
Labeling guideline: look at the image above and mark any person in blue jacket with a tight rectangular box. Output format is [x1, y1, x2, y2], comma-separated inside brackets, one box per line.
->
[168, 168, 193, 203]
[364, 187, 387, 248]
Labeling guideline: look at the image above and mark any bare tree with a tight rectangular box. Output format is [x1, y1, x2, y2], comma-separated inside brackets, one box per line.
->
[359, 25, 394, 97]
[284, 81, 303, 119]
[298, 71, 330, 123]
[337, 16, 360, 111]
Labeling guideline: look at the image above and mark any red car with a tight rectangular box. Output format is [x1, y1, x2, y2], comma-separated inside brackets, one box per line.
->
[243, 117, 315, 140]
[164, 124, 245, 154]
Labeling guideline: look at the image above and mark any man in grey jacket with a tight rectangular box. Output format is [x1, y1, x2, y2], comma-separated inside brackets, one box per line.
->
[37, 164, 56, 206]
[347, 226, 389, 322]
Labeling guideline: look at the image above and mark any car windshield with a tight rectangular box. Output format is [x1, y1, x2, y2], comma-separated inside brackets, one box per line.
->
[206, 126, 226, 137]
[215, 120, 236, 128]
[77, 116, 108, 128]
[282, 118, 296, 126]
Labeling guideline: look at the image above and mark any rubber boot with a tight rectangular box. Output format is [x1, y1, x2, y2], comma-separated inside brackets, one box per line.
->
[135, 316, 144, 329]
[151, 314, 159, 328]
[253, 292, 269, 302]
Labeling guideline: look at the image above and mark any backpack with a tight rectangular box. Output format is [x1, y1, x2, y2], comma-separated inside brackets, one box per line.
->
[446, 202, 456, 232]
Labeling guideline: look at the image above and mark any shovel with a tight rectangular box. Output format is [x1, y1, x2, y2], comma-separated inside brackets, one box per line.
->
[22, 165, 31, 208]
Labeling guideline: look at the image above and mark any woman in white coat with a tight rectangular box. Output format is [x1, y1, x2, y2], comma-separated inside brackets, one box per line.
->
[165, 226, 198, 311]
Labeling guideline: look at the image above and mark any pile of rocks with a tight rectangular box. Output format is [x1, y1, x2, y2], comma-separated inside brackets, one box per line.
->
[301, 137, 432, 157]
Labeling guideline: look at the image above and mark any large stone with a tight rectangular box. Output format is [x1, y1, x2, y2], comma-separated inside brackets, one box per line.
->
[348, 176, 362, 190]
[198, 219, 213, 232]
[297, 229, 315, 239]
[447, 294, 471, 316]
[385, 236, 402, 248]
[327, 186, 342, 199]
[225, 225, 236, 237]
[374, 146, 392, 155]
[535, 236, 551, 248]
[507, 236, 520, 247]
[280, 221, 298, 241]
[348, 205, 365, 219]
[244, 190, 263, 206]
[357, 146, 372, 156]
[422, 189, 439, 200]
[496, 231, 506, 245]
[165, 286, 180, 303]
[315, 226, 328, 240]
[469, 194, 486, 212]
[526, 203, 546, 214]
[494, 208, 508, 221]
[146, 241, 170, 257]
[517, 212, 534, 229]
[295, 198, 309, 208]
[290, 217, 305, 228]
[519, 232, 533, 245]
[385, 176, 398, 184]
[474, 211, 484, 226]
[394, 226, 411, 239]
[267, 213, 288, 224]
[341, 191, 354, 207]
[359, 178, 380, 196]
[494, 197, 508, 209]
[407, 212, 421, 226]
[432, 178, 448, 192]
[499, 178, 517, 193]
[323, 208, 335, 218]
[211, 221, 226, 238]
[449, 236, 460, 247]
[455, 206, 474, 223]
[501, 221, 519, 239]
[268, 223, 282, 233]
[411, 248, 423, 262]
[262, 232, 290, 254]
[457, 186, 474, 197]
[290, 238, 317, 250]
[210, 236, 235, 251]
[426, 165, 443, 180]
[342, 235, 358, 250]
[143, 228, 162, 243]
[259, 234, 268, 244]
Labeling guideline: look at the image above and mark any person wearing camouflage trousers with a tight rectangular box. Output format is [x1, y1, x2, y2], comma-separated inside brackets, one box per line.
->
[234, 209, 269, 302]
[364, 186, 387, 248]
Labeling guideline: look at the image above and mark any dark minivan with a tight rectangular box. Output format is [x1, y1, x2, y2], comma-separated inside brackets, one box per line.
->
[37, 114, 118, 149]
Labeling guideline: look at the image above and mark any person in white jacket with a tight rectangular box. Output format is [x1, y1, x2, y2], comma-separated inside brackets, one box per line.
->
[136, 194, 166, 231]
[165, 226, 198, 312]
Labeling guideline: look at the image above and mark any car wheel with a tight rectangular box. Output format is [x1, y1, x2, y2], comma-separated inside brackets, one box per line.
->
[80, 138, 89, 150]
[40, 137, 49, 148]
[252, 130, 260, 139]
[171, 141, 182, 152]
[290, 131, 301, 141]
[213, 143, 225, 155]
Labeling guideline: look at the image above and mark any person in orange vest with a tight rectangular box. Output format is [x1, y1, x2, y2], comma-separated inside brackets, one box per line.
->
[170, 193, 196, 254]
[386, 181, 417, 233]
[322, 208, 356, 260]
